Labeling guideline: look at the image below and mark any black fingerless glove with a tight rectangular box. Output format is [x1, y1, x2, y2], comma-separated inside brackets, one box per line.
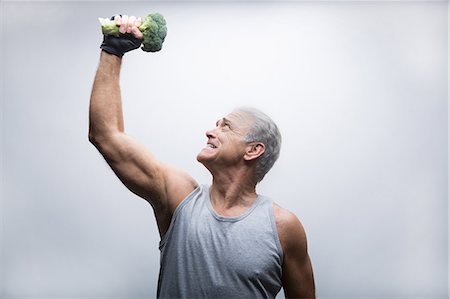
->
[100, 16, 142, 57]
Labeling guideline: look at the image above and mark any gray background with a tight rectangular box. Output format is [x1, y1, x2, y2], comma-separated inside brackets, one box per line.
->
[1, 1, 448, 298]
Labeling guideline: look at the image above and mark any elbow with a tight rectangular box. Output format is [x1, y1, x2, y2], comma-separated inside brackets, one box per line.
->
[88, 129, 119, 150]
[88, 130, 106, 147]
[88, 124, 122, 145]
[88, 133, 97, 145]
[88, 125, 107, 145]
[88, 129, 98, 145]
[88, 133, 108, 154]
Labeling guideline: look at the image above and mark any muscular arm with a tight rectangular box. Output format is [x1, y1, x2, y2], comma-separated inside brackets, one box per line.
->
[89, 51, 197, 236]
[274, 204, 315, 299]
[89, 51, 124, 137]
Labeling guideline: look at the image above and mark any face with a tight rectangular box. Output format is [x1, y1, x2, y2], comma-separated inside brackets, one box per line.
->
[197, 111, 254, 169]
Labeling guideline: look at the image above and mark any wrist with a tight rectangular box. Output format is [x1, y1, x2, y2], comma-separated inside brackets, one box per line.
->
[101, 50, 123, 60]
[100, 45, 125, 58]
[100, 32, 142, 58]
[99, 51, 122, 74]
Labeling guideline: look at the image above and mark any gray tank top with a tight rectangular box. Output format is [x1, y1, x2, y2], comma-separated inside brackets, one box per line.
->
[157, 185, 283, 298]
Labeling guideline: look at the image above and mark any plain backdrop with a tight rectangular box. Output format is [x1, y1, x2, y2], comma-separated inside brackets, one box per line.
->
[1, 1, 448, 298]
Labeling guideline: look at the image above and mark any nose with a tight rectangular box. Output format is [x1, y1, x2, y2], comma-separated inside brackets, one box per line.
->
[205, 128, 217, 139]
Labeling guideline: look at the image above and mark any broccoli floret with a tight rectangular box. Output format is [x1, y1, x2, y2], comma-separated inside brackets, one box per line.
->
[139, 13, 167, 52]
[98, 13, 167, 52]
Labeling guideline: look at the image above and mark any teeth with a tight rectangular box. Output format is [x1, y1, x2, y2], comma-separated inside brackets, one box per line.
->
[207, 144, 216, 148]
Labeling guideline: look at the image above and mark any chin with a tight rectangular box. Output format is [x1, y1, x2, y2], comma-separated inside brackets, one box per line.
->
[196, 151, 208, 164]
[196, 151, 215, 168]
[197, 148, 213, 161]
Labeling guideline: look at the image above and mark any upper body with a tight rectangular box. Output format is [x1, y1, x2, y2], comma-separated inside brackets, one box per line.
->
[89, 15, 315, 298]
[157, 184, 283, 298]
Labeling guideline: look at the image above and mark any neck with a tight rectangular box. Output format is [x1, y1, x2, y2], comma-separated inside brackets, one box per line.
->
[209, 167, 258, 210]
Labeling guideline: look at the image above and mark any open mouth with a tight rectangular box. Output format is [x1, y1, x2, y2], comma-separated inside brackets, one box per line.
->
[206, 143, 217, 149]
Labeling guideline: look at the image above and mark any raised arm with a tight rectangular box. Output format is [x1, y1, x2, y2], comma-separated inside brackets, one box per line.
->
[88, 16, 198, 237]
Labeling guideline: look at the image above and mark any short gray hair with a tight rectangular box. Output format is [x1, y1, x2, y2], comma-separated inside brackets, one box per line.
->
[234, 107, 282, 183]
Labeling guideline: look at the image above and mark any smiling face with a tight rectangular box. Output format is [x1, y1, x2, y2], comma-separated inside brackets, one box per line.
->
[197, 111, 255, 170]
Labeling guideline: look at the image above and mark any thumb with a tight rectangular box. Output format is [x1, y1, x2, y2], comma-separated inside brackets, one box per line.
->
[131, 26, 144, 39]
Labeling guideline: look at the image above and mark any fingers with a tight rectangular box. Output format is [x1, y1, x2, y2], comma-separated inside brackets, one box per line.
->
[120, 15, 129, 33]
[131, 17, 143, 38]
[135, 17, 142, 27]
[114, 15, 143, 39]
[127, 16, 136, 33]
[131, 26, 144, 39]
[114, 15, 121, 25]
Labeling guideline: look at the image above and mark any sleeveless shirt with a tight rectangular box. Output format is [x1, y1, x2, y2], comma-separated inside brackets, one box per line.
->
[157, 185, 284, 299]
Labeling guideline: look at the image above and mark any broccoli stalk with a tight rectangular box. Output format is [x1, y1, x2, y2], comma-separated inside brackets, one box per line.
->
[98, 13, 167, 52]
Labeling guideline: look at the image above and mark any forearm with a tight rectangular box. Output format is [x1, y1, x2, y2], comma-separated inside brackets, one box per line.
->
[89, 51, 124, 141]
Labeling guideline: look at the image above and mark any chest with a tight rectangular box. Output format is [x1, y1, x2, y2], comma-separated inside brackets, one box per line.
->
[181, 208, 281, 279]
[158, 194, 283, 298]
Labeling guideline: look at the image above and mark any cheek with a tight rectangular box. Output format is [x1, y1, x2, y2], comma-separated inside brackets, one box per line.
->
[220, 132, 246, 150]
[218, 133, 232, 144]
[230, 139, 248, 155]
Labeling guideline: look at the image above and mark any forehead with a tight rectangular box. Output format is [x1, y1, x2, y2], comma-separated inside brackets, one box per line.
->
[225, 111, 255, 127]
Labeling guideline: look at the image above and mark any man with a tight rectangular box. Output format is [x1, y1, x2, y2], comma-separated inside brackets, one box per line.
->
[89, 15, 315, 298]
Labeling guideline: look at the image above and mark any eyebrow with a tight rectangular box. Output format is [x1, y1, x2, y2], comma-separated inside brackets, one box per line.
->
[216, 117, 232, 126]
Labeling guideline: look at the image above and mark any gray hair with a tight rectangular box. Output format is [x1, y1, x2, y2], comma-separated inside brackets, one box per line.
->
[234, 107, 282, 183]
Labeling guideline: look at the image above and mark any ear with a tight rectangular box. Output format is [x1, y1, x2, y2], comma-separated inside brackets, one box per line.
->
[244, 142, 265, 161]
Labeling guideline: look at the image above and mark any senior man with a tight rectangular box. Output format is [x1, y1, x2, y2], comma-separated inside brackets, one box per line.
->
[89, 15, 315, 298]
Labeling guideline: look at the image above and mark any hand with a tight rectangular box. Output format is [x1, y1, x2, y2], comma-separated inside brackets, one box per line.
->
[100, 15, 144, 57]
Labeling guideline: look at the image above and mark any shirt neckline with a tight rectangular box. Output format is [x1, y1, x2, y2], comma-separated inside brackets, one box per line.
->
[205, 185, 262, 222]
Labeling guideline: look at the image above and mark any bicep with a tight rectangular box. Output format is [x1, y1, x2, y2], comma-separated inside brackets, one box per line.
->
[275, 206, 315, 299]
[91, 132, 196, 209]
[282, 249, 315, 299]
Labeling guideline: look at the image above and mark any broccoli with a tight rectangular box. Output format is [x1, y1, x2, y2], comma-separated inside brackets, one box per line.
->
[98, 13, 167, 52]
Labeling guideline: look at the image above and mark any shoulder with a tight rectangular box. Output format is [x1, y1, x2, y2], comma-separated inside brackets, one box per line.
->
[151, 163, 199, 237]
[272, 203, 308, 255]
[160, 164, 198, 207]
[273, 203, 316, 298]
